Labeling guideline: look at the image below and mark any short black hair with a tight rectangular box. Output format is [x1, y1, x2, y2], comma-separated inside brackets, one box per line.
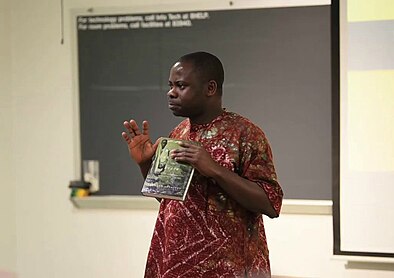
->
[178, 52, 224, 91]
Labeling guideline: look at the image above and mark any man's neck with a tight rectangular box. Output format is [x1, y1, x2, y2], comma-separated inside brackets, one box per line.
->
[189, 107, 224, 125]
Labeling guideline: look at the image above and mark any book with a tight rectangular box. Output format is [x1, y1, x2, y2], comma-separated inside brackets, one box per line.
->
[141, 137, 196, 201]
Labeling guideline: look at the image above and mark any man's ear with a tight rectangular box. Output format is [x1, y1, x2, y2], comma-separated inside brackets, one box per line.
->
[206, 80, 218, 96]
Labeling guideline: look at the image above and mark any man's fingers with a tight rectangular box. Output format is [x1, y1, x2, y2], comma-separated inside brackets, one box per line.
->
[151, 138, 160, 152]
[124, 119, 141, 138]
[129, 120, 141, 136]
[123, 121, 134, 137]
[177, 141, 197, 149]
[123, 119, 149, 142]
[121, 132, 131, 144]
[172, 148, 192, 158]
[123, 121, 130, 130]
[142, 121, 150, 136]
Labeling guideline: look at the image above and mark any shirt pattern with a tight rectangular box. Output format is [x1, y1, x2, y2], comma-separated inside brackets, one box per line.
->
[144, 111, 283, 278]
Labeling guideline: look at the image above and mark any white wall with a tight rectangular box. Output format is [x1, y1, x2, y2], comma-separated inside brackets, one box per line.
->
[3, 0, 394, 277]
[0, 0, 16, 274]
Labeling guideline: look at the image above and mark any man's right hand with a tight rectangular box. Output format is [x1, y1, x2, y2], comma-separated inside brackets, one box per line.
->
[121, 120, 158, 165]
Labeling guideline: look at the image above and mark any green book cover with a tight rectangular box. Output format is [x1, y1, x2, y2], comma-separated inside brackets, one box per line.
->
[141, 138, 196, 201]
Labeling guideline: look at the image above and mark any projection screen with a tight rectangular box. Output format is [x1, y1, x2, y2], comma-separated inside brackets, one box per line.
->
[337, 0, 394, 258]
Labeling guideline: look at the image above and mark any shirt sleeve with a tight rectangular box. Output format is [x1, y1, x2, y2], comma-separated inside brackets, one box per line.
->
[239, 124, 283, 215]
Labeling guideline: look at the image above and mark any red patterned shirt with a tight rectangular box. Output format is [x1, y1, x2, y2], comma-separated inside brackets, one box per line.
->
[144, 111, 283, 278]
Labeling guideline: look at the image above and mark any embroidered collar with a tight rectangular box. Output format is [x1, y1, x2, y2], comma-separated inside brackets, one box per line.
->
[189, 109, 227, 132]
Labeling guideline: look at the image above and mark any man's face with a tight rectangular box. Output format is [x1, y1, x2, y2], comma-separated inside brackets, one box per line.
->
[167, 61, 207, 119]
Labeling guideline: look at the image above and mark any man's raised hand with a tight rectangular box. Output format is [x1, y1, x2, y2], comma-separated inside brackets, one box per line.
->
[121, 120, 158, 165]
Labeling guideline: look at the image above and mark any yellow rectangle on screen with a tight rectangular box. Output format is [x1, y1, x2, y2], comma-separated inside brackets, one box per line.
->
[347, 70, 394, 172]
[348, 0, 394, 22]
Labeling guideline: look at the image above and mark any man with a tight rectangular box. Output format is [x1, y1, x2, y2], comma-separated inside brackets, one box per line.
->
[122, 52, 283, 277]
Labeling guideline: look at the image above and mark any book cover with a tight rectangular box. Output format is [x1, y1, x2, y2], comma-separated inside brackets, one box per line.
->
[141, 137, 196, 201]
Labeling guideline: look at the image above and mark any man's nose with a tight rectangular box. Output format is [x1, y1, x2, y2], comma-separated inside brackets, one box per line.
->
[167, 88, 177, 98]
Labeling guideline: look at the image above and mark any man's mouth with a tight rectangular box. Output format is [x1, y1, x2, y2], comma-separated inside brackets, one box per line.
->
[168, 102, 179, 110]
